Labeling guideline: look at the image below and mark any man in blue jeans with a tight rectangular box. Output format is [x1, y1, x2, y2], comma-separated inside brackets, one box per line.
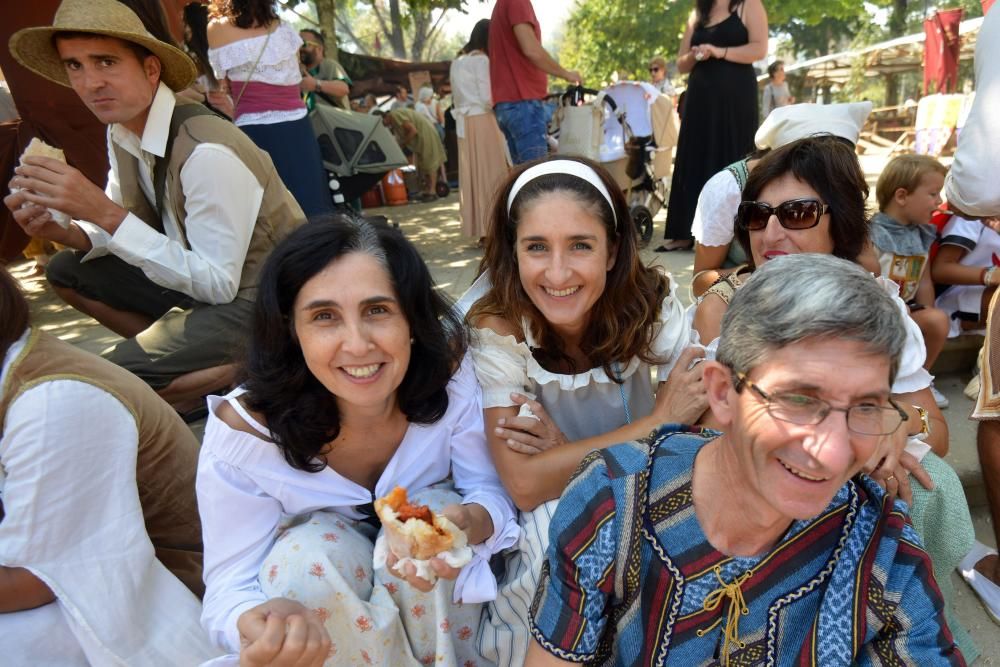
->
[489, 0, 581, 164]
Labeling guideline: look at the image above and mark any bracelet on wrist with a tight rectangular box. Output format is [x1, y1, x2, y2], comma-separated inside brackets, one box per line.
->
[314, 79, 322, 93]
[984, 267, 997, 286]
[723, 47, 729, 60]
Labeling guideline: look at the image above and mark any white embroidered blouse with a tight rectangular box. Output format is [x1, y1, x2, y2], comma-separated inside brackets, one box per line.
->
[197, 355, 518, 653]
[208, 20, 306, 126]
[469, 281, 689, 441]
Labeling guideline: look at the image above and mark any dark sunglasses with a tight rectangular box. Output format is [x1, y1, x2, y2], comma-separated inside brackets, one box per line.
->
[649, 67, 661, 73]
[735, 198, 831, 231]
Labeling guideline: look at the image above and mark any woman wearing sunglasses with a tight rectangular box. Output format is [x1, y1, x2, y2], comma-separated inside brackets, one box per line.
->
[691, 134, 980, 659]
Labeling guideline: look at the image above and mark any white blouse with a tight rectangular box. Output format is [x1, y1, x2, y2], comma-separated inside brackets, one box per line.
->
[691, 166, 742, 248]
[197, 356, 518, 653]
[450, 52, 493, 138]
[208, 20, 306, 126]
[945, 9, 1000, 217]
[0, 330, 218, 665]
[469, 282, 689, 441]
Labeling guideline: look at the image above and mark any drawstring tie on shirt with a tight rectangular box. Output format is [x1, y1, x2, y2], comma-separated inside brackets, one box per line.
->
[697, 566, 751, 666]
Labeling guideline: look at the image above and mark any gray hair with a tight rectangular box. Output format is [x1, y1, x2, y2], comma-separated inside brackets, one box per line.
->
[344, 216, 388, 266]
[716, 254, 907, 383]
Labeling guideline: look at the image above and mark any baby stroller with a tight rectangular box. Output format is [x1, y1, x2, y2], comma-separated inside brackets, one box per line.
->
[309, 105, 409, 207]
[555, 83, 679, 245]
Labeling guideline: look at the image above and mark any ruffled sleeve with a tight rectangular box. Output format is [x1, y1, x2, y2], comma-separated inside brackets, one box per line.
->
[875, 277, 933, 394]
[470, 327, 534, 408]
[445, 357, 519, 603]
[208, 21, 303, 85]
[650, 277, 693, 382]
[691, 169, 742, 247]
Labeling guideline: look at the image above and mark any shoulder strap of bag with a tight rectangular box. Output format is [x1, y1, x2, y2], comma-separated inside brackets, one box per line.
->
[234, 25, 274, 110]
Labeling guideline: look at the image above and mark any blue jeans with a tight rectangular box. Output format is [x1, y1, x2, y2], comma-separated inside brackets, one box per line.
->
[494, 100, 550, 165]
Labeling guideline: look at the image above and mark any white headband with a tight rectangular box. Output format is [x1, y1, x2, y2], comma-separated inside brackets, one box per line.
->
[506, 159, 618, 227]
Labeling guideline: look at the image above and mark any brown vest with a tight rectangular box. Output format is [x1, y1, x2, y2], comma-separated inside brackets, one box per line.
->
[113, 100, 307, 300]
[0, 330, 205, 597]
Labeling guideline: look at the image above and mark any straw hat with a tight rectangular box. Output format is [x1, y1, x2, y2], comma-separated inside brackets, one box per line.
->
[755, 101, 873, 150]
[9, 0, 197, 92]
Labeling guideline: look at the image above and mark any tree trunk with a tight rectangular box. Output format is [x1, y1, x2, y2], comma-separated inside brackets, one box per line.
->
[888, 0, 908, 37]
[313, 0, 339, 52]
[388, 0, 407, 59]
[884, 0, 907, 106]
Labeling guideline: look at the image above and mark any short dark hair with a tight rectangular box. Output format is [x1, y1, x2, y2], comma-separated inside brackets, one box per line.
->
[53, 31, 155, 65]
[0, 267, 30, 362]
[767, 60, 784, 78]
[242, 215, 466, 473]
[300, 28, 325, 48]
[736, 135, 869, 267]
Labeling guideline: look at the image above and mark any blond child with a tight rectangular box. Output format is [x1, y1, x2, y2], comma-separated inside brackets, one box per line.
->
[872, 154, 951, 407]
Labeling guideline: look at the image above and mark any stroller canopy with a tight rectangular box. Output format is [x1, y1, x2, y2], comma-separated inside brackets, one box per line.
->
[599, 81, 676, 163]
[310, 106, 408, 177]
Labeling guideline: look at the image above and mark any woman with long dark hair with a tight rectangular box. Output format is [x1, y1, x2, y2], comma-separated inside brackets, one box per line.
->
[207, 0, 331, 216]
[450, 19, 510, 243]
[180, 1, 234, 117]
[657, 0, 767, 252]
[198, 218, 516, 666]
[464, 155, 705, 665]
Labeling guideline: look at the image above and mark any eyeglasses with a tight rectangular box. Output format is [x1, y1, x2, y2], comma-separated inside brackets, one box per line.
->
[301, 41, 322, 49]
[735, 371, 908, 436]
[735, 198, 831, 232]
[649, 67, 661, 73]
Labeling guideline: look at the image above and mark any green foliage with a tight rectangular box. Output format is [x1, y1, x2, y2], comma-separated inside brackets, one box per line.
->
[285, 0, 468, 61]
[559, 0, 690, 85]
[766, 0, 862, 26]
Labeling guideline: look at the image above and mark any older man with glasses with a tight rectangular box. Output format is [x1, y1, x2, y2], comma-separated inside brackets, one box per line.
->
[526, 254, 964, 666]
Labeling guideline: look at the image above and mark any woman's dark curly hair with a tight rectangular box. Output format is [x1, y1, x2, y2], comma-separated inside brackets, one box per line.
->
[242, 216, 467, 473]
[468, 155, 670, 379]
[209, 0, 278, 30]
[735, 134, 869, 268]
[0, 266, 30, 362]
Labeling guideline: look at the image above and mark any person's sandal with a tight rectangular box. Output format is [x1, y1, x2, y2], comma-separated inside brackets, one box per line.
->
[960, 540, 1000, 625]
[419, 192, 438, 203]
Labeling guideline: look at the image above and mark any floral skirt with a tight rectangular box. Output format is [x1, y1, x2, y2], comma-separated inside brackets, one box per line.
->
[261, 487, 489, 666]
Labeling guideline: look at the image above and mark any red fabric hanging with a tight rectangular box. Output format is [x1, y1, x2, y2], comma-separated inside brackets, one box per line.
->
[924, 9, 964, 95]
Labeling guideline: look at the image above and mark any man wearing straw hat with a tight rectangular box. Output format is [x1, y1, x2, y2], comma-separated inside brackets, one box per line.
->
[4, 0, 305, 417]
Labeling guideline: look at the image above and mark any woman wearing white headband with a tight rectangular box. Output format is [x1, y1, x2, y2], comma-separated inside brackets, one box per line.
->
[465, 156, 706, 666]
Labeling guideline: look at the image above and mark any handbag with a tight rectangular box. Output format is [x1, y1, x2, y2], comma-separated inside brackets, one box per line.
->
[556, 91, 607, 161]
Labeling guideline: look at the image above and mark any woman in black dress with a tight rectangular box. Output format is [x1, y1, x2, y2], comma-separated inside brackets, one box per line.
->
[657, 0, 768, 251]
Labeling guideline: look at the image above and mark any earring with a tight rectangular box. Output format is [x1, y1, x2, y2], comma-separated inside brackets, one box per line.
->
[410, 337, 415, 344]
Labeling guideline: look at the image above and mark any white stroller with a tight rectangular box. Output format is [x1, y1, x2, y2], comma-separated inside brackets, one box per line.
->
[555, 82, 679, 245]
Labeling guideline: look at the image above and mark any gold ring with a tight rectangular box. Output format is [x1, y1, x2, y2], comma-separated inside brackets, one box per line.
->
[886, 474, 897, 483]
